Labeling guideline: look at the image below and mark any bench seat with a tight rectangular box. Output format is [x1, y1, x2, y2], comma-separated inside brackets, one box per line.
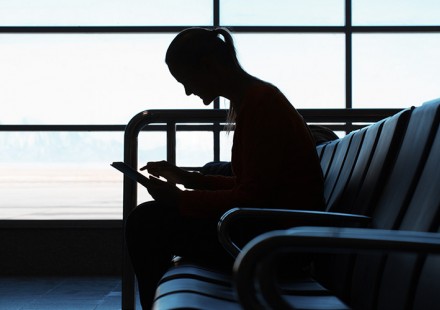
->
[150, 98, 440, 310]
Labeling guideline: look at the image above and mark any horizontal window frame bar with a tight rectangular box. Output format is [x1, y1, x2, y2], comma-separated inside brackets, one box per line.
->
[0, 125, 126, 131]
[0, 124, 229, 132]
[1, 26, 439, 33]
[0, 123, 371, 133]
[0, 109, 402, 132]
[0, 219, 122, 229]
[229, 26, 440, 33]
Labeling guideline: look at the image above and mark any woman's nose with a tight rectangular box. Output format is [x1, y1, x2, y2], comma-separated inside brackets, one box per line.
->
[184, 86, 192, 96]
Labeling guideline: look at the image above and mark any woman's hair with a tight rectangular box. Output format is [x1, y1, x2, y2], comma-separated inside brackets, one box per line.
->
[165, 27, 242, 72]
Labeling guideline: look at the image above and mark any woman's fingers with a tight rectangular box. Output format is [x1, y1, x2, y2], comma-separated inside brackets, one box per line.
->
[140, 161, 167, 173]
[140, 161, 182, 183]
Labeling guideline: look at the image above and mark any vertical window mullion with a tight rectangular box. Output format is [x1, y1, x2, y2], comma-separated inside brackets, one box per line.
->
[213, 0, 221, 161]
[213, 0, 220, 111]
[345, 0, 353, 110]
[345, 0, 353, 133]
[213, 0, 220, 28]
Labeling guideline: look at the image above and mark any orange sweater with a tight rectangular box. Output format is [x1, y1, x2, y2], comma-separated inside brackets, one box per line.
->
[178, 83, 325, 219]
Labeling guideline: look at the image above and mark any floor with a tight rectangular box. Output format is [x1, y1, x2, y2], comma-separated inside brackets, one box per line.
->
[0, 277, 141, 310]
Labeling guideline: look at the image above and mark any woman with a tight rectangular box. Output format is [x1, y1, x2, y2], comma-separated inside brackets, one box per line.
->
[125, 27, 325, 309]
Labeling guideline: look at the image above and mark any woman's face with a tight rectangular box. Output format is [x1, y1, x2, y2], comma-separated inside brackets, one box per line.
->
[168, 62, 219, 106]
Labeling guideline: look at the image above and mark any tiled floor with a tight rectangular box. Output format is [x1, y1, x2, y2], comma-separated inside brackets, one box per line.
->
[0, 277, 141, 310]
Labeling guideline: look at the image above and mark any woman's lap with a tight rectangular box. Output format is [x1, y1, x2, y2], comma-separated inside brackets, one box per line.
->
[124, 201, 233, 307]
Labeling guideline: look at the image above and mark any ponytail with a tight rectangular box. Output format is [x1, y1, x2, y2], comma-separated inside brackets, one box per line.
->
[212, 28, 241, 69]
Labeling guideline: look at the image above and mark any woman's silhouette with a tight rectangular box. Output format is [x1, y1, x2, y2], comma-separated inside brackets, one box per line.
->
[125, 27, 325, 309]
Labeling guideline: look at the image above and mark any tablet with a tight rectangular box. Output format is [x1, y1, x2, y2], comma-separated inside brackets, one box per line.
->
[111, 161, 151, 187]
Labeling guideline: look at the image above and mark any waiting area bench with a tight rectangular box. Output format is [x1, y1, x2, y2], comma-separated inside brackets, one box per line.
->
[128, 98, 440, 309]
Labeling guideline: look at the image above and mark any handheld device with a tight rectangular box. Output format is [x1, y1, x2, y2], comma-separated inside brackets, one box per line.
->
[111, 161, 151, 187]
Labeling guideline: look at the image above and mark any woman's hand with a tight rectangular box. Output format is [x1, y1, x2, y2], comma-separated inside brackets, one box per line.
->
[140, 160, 188, 185]
[146, 175, 182, 205]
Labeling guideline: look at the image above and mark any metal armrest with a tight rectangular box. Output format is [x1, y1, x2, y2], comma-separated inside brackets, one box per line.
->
[217, 208, 371, 257]
[234, 226, 440, 310]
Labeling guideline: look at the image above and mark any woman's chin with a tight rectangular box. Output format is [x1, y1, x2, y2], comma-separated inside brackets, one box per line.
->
[202, 98, 213, 106]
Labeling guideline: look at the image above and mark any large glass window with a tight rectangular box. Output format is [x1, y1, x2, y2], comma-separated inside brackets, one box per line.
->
[176, 132, 213, 167]
[353, 34, 440, 108]
[0, 0, 213, 26]
[1, 0, 439, 219]
[0, 132, 123, 219]
[353, 0, 440, 26]
[0, 162, 122, 219]
[0, 34, 208, 125]
[234, 34, 345, 108]
[221, 0, 344, 26]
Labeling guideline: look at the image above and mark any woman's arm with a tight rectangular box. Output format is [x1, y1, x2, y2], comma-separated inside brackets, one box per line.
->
[141, 160, 236, 190]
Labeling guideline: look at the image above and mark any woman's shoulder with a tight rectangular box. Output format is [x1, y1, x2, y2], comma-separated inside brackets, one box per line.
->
[242, 81, 281, 105]
[249, 80, 279, 95]
[247, 81, 292, 108]
[238, 79, 295, 121]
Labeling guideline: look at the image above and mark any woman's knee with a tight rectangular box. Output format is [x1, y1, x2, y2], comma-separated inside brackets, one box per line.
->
[126, 201, 153, 220]
[125, 201, 178, 236]
[125, 201, 159, 236]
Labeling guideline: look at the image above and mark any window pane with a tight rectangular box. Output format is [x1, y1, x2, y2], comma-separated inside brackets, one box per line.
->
[353, 0, 440, 26]
[138, 132, 167, 205]
[138, 132, 167, 165]
[176, 132, 213, 167]
[0, 132, 124, 219]
[220, 131, 233, 162]
[234, 34, 345, 108]
[221, 0, 344, 26]
[0, 0, 212, 26]
[0, 34, 209, 125]
[353, 34, 440, 108]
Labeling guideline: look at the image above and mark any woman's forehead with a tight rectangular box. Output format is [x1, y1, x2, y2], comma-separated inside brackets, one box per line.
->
[168, 63, 194, 83]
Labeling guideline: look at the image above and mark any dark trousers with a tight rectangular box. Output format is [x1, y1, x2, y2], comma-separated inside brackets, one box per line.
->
[124, 201, 234, 309]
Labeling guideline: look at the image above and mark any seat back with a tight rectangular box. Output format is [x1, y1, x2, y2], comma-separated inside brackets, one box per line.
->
[328, 120, 383, 213]
[349, 100, 440, 310]
[313, 108, 412, 298]
[325, 128, 365, 212]
[377, 119, 440, 310]
[350, 107, 413, 216]
[318, 139, 339, 180]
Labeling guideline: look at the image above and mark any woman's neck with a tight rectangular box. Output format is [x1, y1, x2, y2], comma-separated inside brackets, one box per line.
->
[222, 70, 260, 112]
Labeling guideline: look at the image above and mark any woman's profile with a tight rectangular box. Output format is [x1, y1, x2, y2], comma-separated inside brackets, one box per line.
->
[125, 27, 325, 309]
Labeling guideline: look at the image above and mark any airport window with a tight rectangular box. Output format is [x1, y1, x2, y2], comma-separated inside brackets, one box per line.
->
[0, 0, 439, 219]
[0, 0, 213, 26]
[352, 0, 440, 26]
[353, 33, 440, 108]
[220, 0, 344, 26]
[0, 33, 208, 125]
[234, 33, 345, 108]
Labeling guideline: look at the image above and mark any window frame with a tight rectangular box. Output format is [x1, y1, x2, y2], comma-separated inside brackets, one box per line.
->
[1, 0, 439, 185]
[2, 0, 439, 106]
[0, 0, 439, 205]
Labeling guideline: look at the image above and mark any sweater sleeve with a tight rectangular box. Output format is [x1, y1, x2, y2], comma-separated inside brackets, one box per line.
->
[177, 88, 278, 219]
[187, 172, 236, 190]
[178, 189, 235, 219]
[178, 179, 253, 219]
[177, 85, 324, 219]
